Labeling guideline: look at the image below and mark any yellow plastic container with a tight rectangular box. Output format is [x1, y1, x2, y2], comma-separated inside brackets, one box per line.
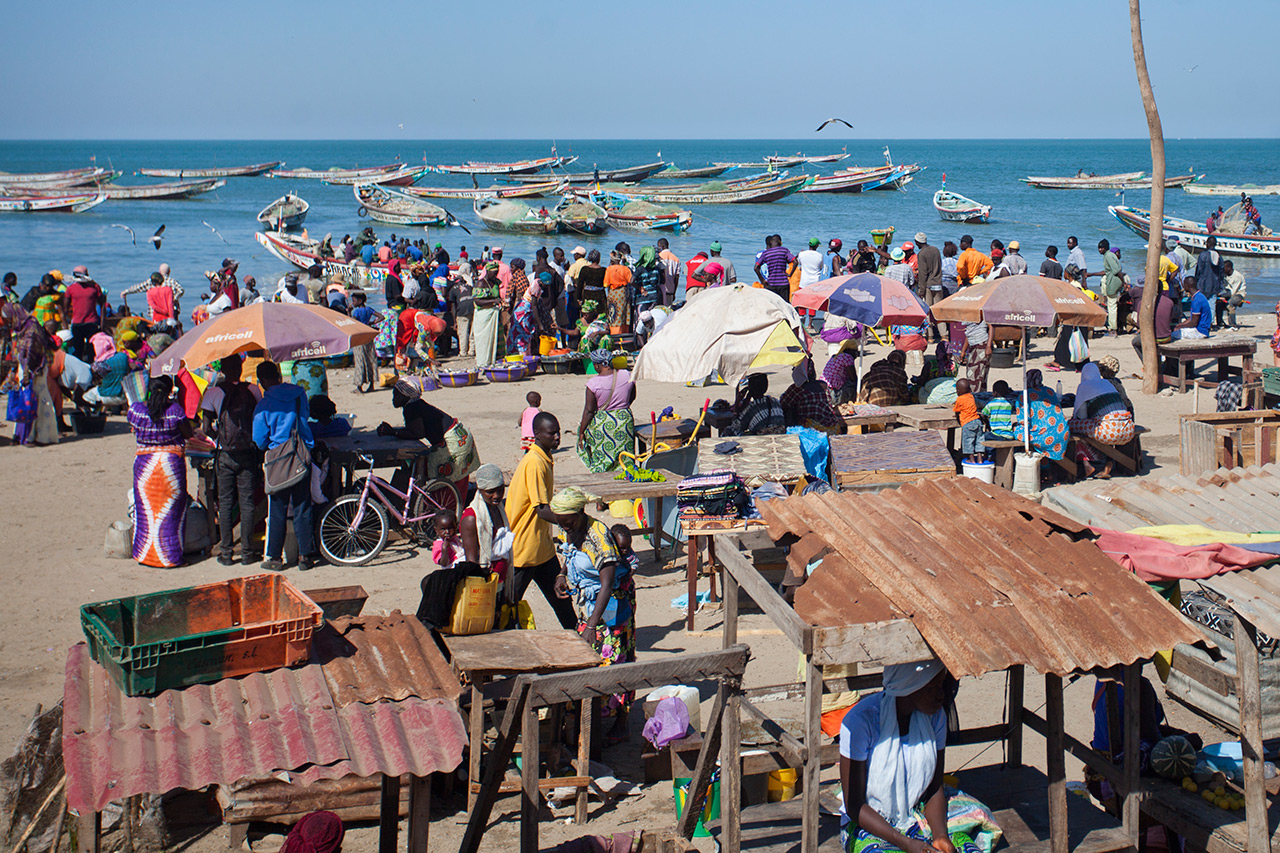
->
[768, 768, 798, 802]
[538, 335, 557, 355]
[447, 573, 498, 635]
[611, 354, 628, 369]
[609, 499, 635, 519]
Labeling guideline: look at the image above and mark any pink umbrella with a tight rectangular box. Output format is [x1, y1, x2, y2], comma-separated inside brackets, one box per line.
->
[791, 273, 928, 327]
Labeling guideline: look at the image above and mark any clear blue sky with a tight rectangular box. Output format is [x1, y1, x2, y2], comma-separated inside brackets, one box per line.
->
[4, 0, 1277, 140]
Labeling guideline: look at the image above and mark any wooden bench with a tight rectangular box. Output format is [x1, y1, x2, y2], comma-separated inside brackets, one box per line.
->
[981, 439, 1024, 489]
[1158, 336, 1257, 393]
[1063, 425, 1149, 479]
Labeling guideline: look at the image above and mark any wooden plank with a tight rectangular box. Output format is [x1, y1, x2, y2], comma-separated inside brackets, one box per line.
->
[75, 811, 99, 853]
[525, 645, 749, 707]
[1024, 710, 1124, 789]
[722, 568, 742, 853]
[460, 677, 532, 853]
[446, 630, 601, 677]
[1235, 614, 1271, 853]
[467, 679, 485, 812]
[1183, 417, 1218, 476]
[467, 777, 591, 795]
[576, 697, 591, 825]
[738, 697, 807, 767]
[678, 689, 726, 840]
[551, 468, 682, 501]
[811, 620, 932, 667]
[1171, 647, 1235, 697]
[802, 656, 822, 853]
[521, 697, 540, 853]
[1122, 664, 1141, 850]
[378, 774, 400, 853]
[407, 775, 431, 853]
[1045, 674, 1068, 853]
[718, 542, 811, 654]
[1008, 665, 1025, 767]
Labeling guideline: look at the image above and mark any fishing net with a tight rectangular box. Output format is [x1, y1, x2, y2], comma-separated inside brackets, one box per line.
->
[478, 200, 548, 226]
[556, 202, 602, 220]
[618, 200, 676, 217]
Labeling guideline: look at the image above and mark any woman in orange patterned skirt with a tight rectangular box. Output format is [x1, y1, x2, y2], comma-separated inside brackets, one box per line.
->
[127, 376, 197, 567]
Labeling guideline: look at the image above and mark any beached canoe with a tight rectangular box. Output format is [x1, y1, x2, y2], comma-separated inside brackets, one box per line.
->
[934, 189, 992, 223]
[355, 185, 453, 227]
[256, 230, 392, 286]
[504, 161, 668, 185]
[436, 156, 575, 176]
[553, 198, 608, 234]
[4, 178, 225, 200]
[473, 198, 559, 233]
[1110, 203, 1280, 257]
[598, 197, 693, 232]
[655, 164, 731, 180]
[1183, 183, 1280, 197]
[137, 161, 282, 178]
[399, 180, 566, 200]
[269, 163, 406, 181]
[0, 192, 107, 213]
[258, 193, 310, 231]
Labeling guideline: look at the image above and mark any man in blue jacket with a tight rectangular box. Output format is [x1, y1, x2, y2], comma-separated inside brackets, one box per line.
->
[252, 362, 318, 571]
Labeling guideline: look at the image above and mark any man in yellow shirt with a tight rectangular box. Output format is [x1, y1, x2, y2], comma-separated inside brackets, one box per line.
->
[954, 235, 994, 286]
[505, 411, 577, 628]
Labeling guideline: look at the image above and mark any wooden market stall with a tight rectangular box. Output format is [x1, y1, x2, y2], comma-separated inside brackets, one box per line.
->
[711, 477, 1202, 853]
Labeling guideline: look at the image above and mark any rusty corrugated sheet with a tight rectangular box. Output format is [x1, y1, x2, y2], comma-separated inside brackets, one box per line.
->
[315, 612, 462, 707]
[64, 612, 466, 814]
[757, 477, 1203, 678]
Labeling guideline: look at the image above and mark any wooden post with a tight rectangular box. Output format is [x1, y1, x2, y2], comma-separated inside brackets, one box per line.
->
[467, 676, 486, 812]
[1235, 614, 1271, 853]
[1122, 664, 1142, 850]
[686, 534, 700, 631]
[576, 697, 592, 824]
[1045, 674, 1068, 853]
[521, 698, 541, 853]
[408, 775, 432, 853]
[722, 566, 742, 853]
[707, 536, 719, 603]
[75, 811, 100, 853]
[378, 774, 401, 853]
[678, 690, 727, 839]
[801, 653, 821, 853]
[1006, 665, 1024, 767]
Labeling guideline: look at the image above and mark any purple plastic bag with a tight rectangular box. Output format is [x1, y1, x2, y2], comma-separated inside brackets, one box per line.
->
[642, 696, 691, 749]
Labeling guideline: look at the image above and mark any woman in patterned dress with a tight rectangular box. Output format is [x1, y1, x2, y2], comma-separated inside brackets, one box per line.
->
[576, 350, 635, 472]
[127, 375, 196, 567]
[1068, 362, 1135, 479]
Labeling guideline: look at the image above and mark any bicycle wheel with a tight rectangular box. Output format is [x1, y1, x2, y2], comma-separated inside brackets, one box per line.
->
[319, 495, 389, 566]
[409, 478, 462, 543]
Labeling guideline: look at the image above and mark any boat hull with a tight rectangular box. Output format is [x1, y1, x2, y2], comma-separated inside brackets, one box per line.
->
[1109, 205, 1280, 257]
[1184, 183, 1280, 197]
[356, 186, 451, 226]
[934, 190, 991, 224]
[400, 181, 565, 199]
[604, 210, 693, 232]
[138, 161, 281, 178]
[256, 231, 391, 286]
[473, 199, 559, 233]
[656, 165, 730, 180]
[437, 156, 570, 175]
[594, 175, 809, 204]
[258, 194, 310, 231]
[504, 161, 668, 184]
[269, 163, 404, 181]
[0, 192, 107, 213]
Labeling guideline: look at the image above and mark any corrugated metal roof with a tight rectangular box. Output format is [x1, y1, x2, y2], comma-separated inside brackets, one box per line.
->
[316, 612, 463, 707]
[64, 614, 466, 814]
[757, 477, 1202, 678]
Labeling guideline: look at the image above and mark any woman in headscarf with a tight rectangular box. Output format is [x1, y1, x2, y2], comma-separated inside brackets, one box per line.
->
[461, 463, 513, 582]
[1068, 362, 1136, 479]
[858, 350, 911, 407]
[1019, 369, 1068, 462]
[508, 278, 543, 357]
[723, 372, 786, 436]
[631, 246, 662, 317]
[1, 302, 59, 446]
[839, 660, 991, 853]
[473, 263, 503, 366]
[823, 342, 861, 405]
[1093, 355, 1134, 413]
[575, 249, 607, 313]
[507, 257, 531, 313]
[578, 350, 636, 472]
[781, 357, 845, 434]
[575, 300, 612, 354]
[127, 375, 197, 567]
[603, 249, 633, 331]
[378, 377, 480, 498]
[383, 258, 404, 306]
[551, 486, 637, 740]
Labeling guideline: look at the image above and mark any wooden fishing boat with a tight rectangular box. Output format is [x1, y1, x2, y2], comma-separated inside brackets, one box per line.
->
[865, 164, 924, 191]
[1184, 183, 1280, 197]
[323, 164, 430, 186]
[473, 198, 559, 233]
[1110, 204, 1280, 257]
[0, 192, 107, 213]
[553, 198, 608, 234]
[0, 169, 121, 190]
[399, 180, 566, 200]
[1021, 171, 1145, 189]
[655, 164, 731, 180]
[0, 166, 114, 185]
[594, 174, 810, 204]
[933, 188, 991, 223]
[255, 231, 392, 285]
[137, 161, 282, 178]
[803, 153, 851, 164]
[1026, 171, 1200, 189]
[257, 193, 310, 231]
[355, 185, 454, 226]
[798, 166, 896, 194]
[763, 155, 806, 168]
[504, 161, 668, 184]
[5, 178, 225, 200]
[596, 196, 693, 232]
[436, 156, 575, 176]
[268, 163, 406, 181]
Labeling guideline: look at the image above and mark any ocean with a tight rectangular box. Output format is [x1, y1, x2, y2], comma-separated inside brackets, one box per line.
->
[1, 138, 1277, 313]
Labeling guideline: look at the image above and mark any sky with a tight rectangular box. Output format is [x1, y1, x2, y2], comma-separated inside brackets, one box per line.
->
[4, 0, 1278, 140]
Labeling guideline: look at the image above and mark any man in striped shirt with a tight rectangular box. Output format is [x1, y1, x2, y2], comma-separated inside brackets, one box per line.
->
[754, 235, 794, 302]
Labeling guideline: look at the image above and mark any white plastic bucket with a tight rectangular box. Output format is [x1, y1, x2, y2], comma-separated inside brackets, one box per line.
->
[961, 460, 996, 484]
[643, 685, 701, 731]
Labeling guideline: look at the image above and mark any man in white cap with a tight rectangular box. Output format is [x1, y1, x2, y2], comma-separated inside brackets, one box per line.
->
[1004, 240, 1028, 275]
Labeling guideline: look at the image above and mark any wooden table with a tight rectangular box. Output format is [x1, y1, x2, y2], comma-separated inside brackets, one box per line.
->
[634, 417, 711, 452]
[829, 430, 955, 489]
[696, 433, 808, 485]
[1158, 335, 1257, 393]
[840, 410, 898, 433]
[444, 630, 601, 819]
[324, 430, 436, 495]
[551, 468, 682, 560]
[890, 404, 961, 451]
[681, 515, 768, 631]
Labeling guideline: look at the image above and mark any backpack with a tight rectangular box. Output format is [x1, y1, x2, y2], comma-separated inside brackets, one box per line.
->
[217, 382, 258, 452]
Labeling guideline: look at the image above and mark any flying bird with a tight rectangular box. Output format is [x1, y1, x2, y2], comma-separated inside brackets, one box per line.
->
[814, 118, 853, 132]
[111, 223, 136, 246]
[150, 225, 165, 250]
[201, 220, 229, 244]
[1186, 64, 1198, 73]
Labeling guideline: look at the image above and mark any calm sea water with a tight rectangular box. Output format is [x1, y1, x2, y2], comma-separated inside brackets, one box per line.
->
[1, 139, 1277, 311]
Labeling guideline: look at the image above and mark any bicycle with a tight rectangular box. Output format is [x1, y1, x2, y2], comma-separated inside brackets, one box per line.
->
[318, 453, 461, 566]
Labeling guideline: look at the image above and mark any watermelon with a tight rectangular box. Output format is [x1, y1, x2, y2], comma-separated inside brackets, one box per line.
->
[1151, 735, 1197, 781]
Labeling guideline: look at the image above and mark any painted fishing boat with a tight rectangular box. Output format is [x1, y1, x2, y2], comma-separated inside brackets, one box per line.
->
[5, 178, 225, 200]
[553, 198, 608, 234]
[0, 169, 121, 190]
[594, 174, 811, 204]
[798, 166, 896, 194]
[803, 153, 851, 164]
[0, 192, 107, 213]
[323, 164, 430, 186]
[763, 155, 806, 168]
[865, 164, 924, 191]
[1021, 171, 1145, 189]
[257, 193, 310, 231]
[1109, 204, 1280, 257]
[268, 163, 406, 181]
[0, 166, 114, 186]
[933, 188, 991, 223]
[655, 164, 731, 180]
[355, 185, 454, 227]
[473, 198, 559, 233]
[503, 161, 668, 184]
[1035, 172, 1201, 190]
[255, 231, 392, 285]
[137, 161, 282, 178]
[399, 180, 566, 199]
[595, 196, 693, 232]
[1184, 183, 1280, 197]
[436, 156, 575, 176]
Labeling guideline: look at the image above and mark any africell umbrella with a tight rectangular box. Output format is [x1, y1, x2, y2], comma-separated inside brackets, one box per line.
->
[792, 273, 928, 327]
[151, 303, 378, 377]
[929, 275, 1106, 328]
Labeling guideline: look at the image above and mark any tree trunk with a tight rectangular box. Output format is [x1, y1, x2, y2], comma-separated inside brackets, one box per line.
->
[1131, 0, 1166, 394]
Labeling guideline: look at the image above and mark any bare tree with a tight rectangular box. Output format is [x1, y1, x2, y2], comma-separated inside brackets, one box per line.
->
[1130, 0, 1166, 394]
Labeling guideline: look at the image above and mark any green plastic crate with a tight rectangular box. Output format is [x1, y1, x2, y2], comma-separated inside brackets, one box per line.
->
[1263, 367, 1280, 397]
[80, 574, 323, 696]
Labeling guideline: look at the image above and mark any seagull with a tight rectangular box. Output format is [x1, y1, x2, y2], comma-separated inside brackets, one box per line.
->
[150, 225, 165, 250]
[111, 224, 136, 246]
[1186, 64, 1198, 73]
[814, 118, 853, 132]
[398, 123, 404, 130]
[201, 220, 229, 244]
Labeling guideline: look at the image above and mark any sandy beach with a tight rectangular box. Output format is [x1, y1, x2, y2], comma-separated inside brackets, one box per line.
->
[1, 313, 1271, 851]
